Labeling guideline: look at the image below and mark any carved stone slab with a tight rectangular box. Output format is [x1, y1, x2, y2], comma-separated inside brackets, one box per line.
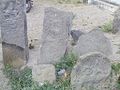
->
[0, 0, 29, 68]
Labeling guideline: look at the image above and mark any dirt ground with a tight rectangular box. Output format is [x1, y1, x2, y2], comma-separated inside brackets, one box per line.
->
[27, 0, 120, 67]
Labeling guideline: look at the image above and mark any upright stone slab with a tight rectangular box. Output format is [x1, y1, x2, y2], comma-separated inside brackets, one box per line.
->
[113, 7, 120, 34]
[39, 7, 73, 64]
[0, 0, 28, 68]
[71, 52, 112, 90]
[73, 29, 112, 56]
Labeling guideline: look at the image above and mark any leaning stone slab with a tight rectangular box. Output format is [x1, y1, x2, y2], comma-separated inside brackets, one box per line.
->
[0, 0, 29, 68]
[39, 7, 73, 64]
[73, 29, 112, 56]
[71, 52, 112, 90]
[113, 7, 120, 34]
[32, 64, 56, 84]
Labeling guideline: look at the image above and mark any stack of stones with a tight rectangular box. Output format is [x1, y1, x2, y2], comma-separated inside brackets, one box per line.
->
[0, 0, 118, 89]
[36, 7, 114, 90]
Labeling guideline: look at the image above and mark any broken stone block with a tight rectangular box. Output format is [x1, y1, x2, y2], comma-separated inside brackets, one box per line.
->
[39, 7, 73, 64]
[0, 0, 29, 68]
[32, 64, 56, 84]
[71, 52, 112, 90]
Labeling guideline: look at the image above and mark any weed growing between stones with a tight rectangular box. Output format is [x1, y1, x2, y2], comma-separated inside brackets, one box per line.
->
[55, 53, 78, 72]
[112, 63, 120, 76]
[101, 21, 113, 33]
[3, 53, 78, 90]
[3, 65, 33, 90]
[4, 55, 120, 90]
[111, 63, 120, 89]
[54, 53, 78, 90]
[116, 51, 120, 54]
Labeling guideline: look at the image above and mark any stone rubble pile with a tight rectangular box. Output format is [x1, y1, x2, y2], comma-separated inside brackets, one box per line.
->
[0, 0, 119, 89]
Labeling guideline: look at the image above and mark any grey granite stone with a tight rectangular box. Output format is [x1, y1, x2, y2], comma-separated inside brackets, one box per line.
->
[39, 7, 73, 64]
[71, 52, 112, 90]
[0, 0, 29, 68]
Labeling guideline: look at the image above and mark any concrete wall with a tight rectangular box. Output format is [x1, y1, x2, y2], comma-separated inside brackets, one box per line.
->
[93, 0, 119, 12]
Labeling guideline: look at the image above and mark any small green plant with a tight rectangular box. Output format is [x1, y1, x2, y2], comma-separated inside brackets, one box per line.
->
[102, 21, 113, 33]
[116, 50, 120, 54]
[55, 53, 78, 72]
[3, 65, 33, 90]
[112, 63, 120, 75]
[111, 63, 120, 89]
[116, 83, 120, 90]
[3, 53, 77, 90]
[54, 53, 78, 90]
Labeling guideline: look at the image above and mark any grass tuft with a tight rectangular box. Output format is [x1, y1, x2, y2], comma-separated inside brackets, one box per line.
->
[3, 65, 33, 90]
[101, 21, 113, 33]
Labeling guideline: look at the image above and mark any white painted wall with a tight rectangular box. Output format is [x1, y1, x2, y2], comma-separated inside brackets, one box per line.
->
[93, 0, 120, 5]
[93, 0, 119, 12]
[110, 0, 120, 4]
[88, 0, 94, 4]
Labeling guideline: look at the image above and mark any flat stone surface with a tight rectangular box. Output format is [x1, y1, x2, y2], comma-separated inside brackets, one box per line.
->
[71, 52, 112, 90]
[73, 29, 112, 56]
[0, 0, 28, 48]
[39, 7, 73, 64]
[32, 64, 56, 84]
